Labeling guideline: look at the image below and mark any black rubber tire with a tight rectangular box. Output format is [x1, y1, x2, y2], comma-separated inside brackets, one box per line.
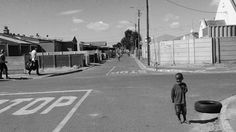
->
[194, 100, 222, 113]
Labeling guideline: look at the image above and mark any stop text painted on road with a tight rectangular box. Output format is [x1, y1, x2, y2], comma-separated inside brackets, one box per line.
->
[0, 96, 77, 115]
[0, 89, 92, 132]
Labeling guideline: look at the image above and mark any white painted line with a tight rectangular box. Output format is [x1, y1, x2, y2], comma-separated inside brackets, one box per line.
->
[0, 89, 93, 132]
[0, 90, 90, 96]
[106, 66, 116, 76]
[52, 89, 92, 132]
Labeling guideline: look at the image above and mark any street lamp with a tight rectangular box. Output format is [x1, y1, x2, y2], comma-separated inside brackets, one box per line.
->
[146, 0, 150, 66]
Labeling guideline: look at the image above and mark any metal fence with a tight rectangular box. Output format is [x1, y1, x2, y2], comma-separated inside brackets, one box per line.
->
[25, 52, 85, 69]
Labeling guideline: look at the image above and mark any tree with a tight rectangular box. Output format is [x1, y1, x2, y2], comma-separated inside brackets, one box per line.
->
[113, 42, 122, 48]
[120, 29, 142, 52]
[121, 37, 130, 50]
[132, 31, 142, 49]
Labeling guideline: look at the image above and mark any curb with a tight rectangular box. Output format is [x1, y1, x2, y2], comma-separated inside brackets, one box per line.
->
[7, 66, 94, 80]
[133, 56, 155, 71]
[134, 57, 236, 73]
[40, 66, 93, 78]
[220, 95, 236, 132]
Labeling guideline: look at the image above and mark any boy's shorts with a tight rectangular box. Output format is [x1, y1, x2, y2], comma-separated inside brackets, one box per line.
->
[175, 104, 187, 115]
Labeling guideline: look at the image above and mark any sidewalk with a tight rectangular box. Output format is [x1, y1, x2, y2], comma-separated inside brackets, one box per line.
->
[135, 56, 236, 73]
[220, 95, 236, 132]
[1, 66, 93, 80]
[134, 56, 236, 132]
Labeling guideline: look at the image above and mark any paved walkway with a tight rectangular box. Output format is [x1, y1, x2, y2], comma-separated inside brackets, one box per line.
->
[0, 66, 93, 80]
[136, 57, 236, 74]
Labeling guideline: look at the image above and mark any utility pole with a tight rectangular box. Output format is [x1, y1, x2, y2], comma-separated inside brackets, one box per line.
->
[134, 23, 137, 54]
[146, 0, 150, 66]
[138, 9, 141, 60]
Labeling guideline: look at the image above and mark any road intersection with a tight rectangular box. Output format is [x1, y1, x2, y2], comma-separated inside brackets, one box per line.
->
[0, 54, 236, 132]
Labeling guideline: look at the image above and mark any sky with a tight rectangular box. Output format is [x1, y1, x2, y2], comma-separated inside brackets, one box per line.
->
[0, 0, 220, 45]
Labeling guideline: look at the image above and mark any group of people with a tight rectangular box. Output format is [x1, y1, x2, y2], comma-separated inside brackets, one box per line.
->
[0, 47, 39, 79]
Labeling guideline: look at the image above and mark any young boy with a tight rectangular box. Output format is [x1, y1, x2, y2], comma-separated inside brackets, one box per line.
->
[171, 73, 188, 124]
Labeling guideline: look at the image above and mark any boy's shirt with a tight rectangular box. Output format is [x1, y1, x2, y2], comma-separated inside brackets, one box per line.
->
[171, 82, 188, 104]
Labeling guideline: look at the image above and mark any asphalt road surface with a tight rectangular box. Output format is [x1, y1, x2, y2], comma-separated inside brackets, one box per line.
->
[1, 54, 236, 132]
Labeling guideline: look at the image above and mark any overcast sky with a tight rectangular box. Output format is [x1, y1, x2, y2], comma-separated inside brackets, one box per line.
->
[0, 0, 220, 44]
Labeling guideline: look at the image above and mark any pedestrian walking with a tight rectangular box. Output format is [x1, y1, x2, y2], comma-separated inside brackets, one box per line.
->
[116, 49, 121, 61]
[171, 73, 188, 124]
[28, 47, 39, 75]
[0, 49, 9, 79]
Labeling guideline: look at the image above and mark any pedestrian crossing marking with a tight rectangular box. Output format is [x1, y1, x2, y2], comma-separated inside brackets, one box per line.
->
[110, 70, 146, 75]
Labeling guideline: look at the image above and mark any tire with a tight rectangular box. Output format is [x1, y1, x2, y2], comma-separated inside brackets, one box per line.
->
[194, 100, 222, 113]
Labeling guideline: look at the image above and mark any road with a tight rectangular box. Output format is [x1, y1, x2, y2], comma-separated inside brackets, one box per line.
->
[0, 54, 236, 132]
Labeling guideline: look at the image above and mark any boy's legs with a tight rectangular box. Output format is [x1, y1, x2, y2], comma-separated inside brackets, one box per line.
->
[181, 104, 188, 123]
[175, 104, 182, 123]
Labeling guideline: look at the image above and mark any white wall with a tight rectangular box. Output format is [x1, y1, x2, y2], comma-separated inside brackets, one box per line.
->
[142, 38, 213, 65]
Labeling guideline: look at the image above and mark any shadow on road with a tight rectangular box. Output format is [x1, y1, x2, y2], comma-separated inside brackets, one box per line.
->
[189, 117, 218, 124]
[48, 69, 83, 77]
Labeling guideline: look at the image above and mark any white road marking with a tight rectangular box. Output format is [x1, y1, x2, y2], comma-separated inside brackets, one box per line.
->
[106, 66, 116, 76]
[53, 89, 92, 132]
[0, 99, 8, 105]
[0, 89, 93, 132]
[0, 89, 90, 96]
[120, 71, 129, 74]
[110, 70, 147, 75]
[13, 97, 55, 115]
[41, 96, 77, 114]
[0, 98, 33, 114]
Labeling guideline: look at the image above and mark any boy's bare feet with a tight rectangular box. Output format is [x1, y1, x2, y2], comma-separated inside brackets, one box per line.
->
[182, 120, 189, 124]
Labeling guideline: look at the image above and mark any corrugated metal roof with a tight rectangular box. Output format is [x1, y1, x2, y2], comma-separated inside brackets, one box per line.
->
[0, 35, 29, 44]
[206, 20, 226, 26]
[82, 41, 107, 46]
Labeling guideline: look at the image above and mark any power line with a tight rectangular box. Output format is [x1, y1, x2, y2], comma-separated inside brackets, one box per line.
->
[165, 0, 225, 14]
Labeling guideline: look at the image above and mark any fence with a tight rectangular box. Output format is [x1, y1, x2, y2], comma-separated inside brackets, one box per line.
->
[6, 56, 25, 74]
[214, 37, 236, 63]
[25, 51, 87, 69]
[142, 37, 213, 65]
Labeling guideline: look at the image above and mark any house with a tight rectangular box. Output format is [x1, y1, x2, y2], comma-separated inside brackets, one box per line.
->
[79, 41, 108, 51]
[19, 35, 78, 52]
[60, 36, 78, 51]
[175, 32, 199, 40]
[0, 27, 38, 56]
[199, 0, 236, 38]
[199, 20, 226, 38]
